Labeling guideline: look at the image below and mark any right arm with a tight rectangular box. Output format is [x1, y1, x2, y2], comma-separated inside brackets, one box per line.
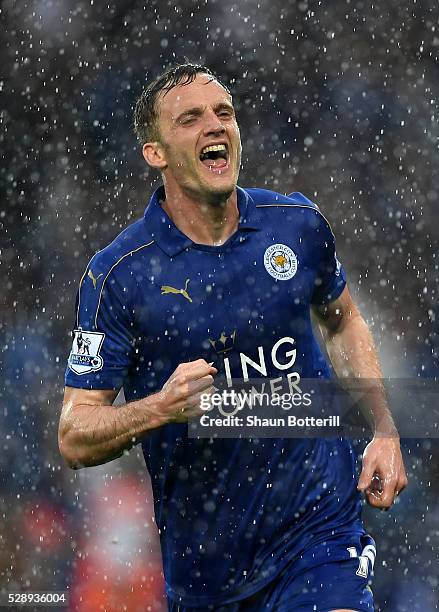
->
[58, 359, 216, 469]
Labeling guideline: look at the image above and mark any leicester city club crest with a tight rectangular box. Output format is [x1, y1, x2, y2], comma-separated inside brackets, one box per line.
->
[263, 244, 298, 280]
[68, 328, 105, 375]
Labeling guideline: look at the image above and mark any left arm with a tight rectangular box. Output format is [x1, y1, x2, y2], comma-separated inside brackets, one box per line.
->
[313, 285, 408, 509]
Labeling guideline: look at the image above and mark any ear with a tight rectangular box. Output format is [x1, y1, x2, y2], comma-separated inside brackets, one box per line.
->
[142, 141, 167, 170]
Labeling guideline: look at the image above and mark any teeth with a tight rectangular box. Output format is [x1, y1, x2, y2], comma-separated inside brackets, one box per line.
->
[201, 144, 227, 155]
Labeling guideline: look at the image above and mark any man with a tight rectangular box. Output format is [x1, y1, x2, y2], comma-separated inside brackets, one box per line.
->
[59, 63, 407, 611]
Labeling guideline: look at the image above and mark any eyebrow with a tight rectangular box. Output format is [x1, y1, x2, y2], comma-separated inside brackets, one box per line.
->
[175, 102, 235, 123]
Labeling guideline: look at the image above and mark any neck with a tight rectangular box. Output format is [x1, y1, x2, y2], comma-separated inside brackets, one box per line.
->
[160, 181, 239, 246]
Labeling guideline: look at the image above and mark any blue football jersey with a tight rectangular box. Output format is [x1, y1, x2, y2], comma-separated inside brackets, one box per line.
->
[65, 186, 365, 606]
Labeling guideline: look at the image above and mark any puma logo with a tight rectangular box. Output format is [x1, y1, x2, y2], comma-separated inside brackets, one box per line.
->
[88, 269, 103, 289]
[160, 279, 193, 303]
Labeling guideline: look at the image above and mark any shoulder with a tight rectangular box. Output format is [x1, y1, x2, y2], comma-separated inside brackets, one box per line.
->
[244, 187, 319, 210]
[84, 218, 156, 282]
[243, 187, 333, 233]
[75, 218, 156, 329]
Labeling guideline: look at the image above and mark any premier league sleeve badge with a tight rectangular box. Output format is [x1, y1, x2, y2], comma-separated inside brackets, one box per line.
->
[68, 328, 105, 375]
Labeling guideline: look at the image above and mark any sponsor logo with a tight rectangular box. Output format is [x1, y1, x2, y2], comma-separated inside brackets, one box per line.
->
[160, 279, 192, 302]
[87, 269, 103, 289]
[264, 244, 298, 280]
[68, 328, 105, 375]
[209, 330, 237, 354]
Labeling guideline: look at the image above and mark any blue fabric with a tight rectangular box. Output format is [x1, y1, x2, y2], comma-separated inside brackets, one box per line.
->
[168, 534, 376, 611]
[65, 185, 363, 607]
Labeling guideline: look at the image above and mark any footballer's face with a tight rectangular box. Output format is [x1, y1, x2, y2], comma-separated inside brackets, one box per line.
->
[145, 74, 241, 204]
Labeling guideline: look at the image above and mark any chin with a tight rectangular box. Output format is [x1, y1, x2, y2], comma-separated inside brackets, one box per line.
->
[203, 170, 238, 197]
[204, 182, 236, 204]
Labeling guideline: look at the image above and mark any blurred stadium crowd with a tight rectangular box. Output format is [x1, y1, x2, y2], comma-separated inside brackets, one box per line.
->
[2, 0, 438, 610]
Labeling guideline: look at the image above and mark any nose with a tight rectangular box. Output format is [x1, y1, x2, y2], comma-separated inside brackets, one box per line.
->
[203, 109, 226, 136]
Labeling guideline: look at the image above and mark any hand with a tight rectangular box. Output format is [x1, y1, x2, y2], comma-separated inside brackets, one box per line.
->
[156, 359, 217, 424]
[357, 436, 408, 509]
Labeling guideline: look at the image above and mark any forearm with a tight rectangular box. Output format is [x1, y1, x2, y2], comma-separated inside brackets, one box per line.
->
[59, 360, 216, 469]
[323, 313, 398, 436]
[59, 393, 166, 469]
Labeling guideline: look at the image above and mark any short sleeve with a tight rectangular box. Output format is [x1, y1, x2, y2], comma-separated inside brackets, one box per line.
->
[65, 259, 136, 390]
[311, 216, 347, 305]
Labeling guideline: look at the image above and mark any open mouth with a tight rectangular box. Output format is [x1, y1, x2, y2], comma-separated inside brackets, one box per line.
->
[199, 143, 229, 172]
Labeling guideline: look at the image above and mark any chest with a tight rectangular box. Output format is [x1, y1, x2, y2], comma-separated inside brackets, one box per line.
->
[131, 234, 317, 372]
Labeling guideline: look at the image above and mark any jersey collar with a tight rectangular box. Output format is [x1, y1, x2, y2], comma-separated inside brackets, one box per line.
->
[143, 185, 262, 257]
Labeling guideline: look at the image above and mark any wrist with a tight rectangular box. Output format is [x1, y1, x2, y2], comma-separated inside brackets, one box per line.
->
[136, 392, 169, 430]
[373, 418, 399, 438]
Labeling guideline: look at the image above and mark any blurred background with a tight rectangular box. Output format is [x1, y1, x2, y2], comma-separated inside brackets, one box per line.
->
[1, 0, 438, 610]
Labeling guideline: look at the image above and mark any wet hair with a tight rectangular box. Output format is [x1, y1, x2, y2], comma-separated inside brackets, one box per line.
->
[133, 62, 230, 144]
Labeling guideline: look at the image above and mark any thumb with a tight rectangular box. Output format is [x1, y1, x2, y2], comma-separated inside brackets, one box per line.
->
[357, 459, 376, 491]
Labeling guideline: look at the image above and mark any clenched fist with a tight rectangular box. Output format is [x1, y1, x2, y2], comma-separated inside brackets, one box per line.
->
[156, 359, 218, 424]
